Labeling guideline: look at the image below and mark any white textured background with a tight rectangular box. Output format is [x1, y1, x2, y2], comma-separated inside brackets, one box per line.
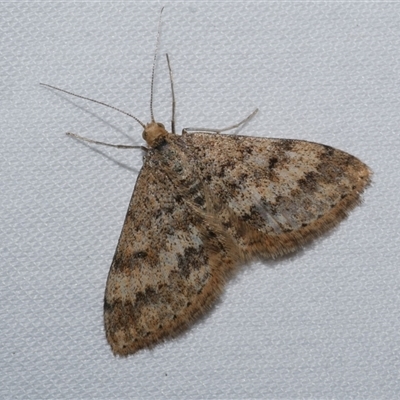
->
[2, 2, 399, 399]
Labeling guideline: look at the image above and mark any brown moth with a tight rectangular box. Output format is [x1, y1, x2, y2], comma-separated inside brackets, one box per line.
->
[42, 9, 371, 356]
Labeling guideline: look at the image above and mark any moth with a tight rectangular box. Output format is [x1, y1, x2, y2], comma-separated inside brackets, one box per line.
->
[42, 9, 371, 356]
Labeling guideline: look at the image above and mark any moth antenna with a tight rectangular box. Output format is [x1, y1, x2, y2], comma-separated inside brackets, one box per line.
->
[166, 53, 176, 134]
[149, 7, 165, 123]
[40, 83, 146, 128]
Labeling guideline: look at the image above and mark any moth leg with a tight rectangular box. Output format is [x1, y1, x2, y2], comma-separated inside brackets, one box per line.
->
[182, 108, 258, 135]
[66, 132, 147, 151]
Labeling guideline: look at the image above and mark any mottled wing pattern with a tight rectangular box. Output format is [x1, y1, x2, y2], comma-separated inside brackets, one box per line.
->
[105, 128, 370, 356]
[104, 152, 240, 356]
[184, 132, 371, 259]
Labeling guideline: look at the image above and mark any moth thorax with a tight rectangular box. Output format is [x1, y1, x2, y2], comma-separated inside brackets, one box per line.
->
[142, 122, 169, 148]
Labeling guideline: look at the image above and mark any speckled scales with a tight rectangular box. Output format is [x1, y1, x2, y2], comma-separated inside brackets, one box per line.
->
[104, 133, 243, 356]
[104, 126, 371, 356]
[184, 132, 371, 257]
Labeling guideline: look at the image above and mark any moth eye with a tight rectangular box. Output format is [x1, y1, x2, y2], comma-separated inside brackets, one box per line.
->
[157, 123, 165, 129]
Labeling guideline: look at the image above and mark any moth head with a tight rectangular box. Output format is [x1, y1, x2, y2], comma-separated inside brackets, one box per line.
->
[142, 122, 169, 148]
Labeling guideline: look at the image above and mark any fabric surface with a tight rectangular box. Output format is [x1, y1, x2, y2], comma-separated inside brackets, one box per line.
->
[2, 2, 399, 398]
